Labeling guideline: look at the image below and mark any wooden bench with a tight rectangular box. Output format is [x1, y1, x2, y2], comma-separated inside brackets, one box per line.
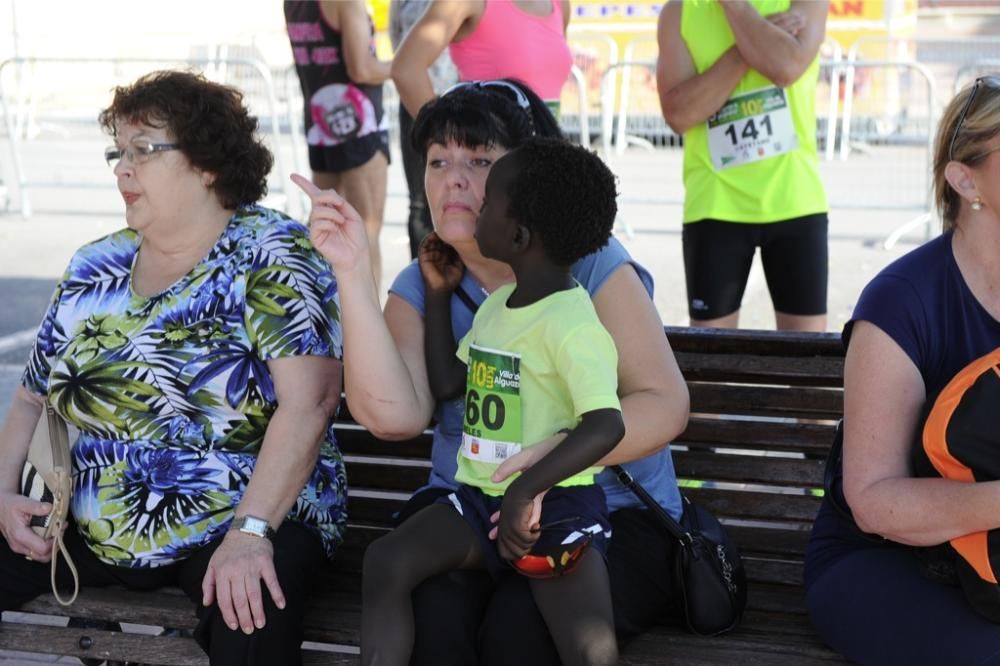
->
[0, 326, 848, 665]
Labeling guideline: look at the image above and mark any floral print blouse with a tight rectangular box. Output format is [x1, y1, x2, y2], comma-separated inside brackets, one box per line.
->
[22, 205, 347, 568]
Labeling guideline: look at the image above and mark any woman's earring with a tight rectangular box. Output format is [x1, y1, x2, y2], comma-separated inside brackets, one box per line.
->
[972, 197, 983, 211]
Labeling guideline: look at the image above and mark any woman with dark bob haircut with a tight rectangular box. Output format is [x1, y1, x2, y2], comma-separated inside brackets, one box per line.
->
[0, 70, 348, 665]
[295, 78, 690, 662]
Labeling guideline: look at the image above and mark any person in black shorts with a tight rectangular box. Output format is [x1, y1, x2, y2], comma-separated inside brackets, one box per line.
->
[285, 0, 391, 287]
[681, 213, 828, 324]
[657, 0, 830, 331]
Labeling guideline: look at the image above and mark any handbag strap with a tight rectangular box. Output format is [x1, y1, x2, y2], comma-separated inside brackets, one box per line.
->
[47, 468, 78, 606]
[44, 405, 79, 606]
[611, 465, 691, 546]
[454, 284, 481, 315]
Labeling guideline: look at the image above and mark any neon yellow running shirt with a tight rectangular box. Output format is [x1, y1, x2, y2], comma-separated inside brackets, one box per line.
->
[679, 0, 827, 223]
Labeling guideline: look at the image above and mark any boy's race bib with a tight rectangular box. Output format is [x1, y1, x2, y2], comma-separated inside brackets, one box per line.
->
[707, 86, 797, 171]
[461, 344, 522, 464]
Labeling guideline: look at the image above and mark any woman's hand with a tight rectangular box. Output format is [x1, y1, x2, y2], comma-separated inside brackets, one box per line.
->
[0, 491, 54, 561]
[418, 232, 465, 294]
[291, 173, 370, 275]
[202, 531, 286, 634]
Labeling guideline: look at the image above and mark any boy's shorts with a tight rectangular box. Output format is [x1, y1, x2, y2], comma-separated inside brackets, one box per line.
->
[437, 483, 612, 579]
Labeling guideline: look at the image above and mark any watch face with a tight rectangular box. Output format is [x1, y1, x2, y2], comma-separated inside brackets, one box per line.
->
[238, 516, 271, 537]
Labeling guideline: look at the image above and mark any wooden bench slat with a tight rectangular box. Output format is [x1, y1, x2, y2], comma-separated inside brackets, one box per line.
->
[335, 427, 432, 458]
[688, 383, 843, 418]
[0, 622, 210, 666]
[744, 556, 805, 587]
[623, 626, 844, 665]
[678, 417, 837, 453]
[20, 586, 197, 629]
[347, 495, 406, 527]
[728, 525, 810, 559]
[686, 487, 823, 523]
[674, 449, 826, 487]
[344, 461, 430, 493]
[676, 351, 844, 386]
[665, 326, 843, 357]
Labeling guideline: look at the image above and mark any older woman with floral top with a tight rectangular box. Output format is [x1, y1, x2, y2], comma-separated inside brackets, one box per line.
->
[0, 70, 346, 666]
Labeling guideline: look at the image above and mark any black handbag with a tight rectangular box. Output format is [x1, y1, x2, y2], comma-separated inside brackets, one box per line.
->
[613, 465, 747, 635]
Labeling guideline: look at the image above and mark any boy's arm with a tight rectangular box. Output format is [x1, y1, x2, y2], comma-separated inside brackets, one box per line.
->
[496, 408, 625, 559]
[418, 232, 467, 401]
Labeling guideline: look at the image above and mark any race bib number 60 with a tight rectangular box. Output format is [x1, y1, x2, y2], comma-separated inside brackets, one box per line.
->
[461, 344, 522, 464]
[707, 86, 798, 171]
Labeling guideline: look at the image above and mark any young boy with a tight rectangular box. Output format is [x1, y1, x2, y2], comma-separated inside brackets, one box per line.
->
[361, 138, 623, 665]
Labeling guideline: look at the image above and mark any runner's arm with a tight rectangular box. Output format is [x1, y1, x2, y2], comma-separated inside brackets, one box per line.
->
[656, 0, 749, 135]
[722, 0, 828, 87]
[324, 0, 391, 85]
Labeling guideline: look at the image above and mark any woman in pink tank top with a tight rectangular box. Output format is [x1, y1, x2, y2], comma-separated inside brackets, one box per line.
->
[391, 0, 572, 116]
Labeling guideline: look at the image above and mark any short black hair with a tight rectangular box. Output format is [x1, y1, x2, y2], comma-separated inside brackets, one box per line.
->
[410, 78, 562, 157]
[98, 70, 273, 209]
[504, 138, 618, 266]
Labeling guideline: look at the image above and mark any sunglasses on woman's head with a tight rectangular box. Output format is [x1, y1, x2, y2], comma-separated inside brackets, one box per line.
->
[442, 80, 536, 136]
[949, 75, 1000, 162]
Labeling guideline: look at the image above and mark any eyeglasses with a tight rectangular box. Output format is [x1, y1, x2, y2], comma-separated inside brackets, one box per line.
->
[508, 515, 594, 579]
[948, 75, 1000, 162]
[105, 139, 180, 169]
[442, 80, 536, 136]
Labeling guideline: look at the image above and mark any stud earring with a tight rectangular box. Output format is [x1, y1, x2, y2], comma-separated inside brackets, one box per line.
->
[971, 197, 983, 211]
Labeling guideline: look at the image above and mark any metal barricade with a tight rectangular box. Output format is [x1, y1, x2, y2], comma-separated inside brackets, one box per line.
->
[0, 56, 288, 218]
[842, 35, 1000, 160]
[599, 60, 654, 157]
[820, 37, 844, 161]
[612, 35, 661, 156]
[600, 59, 845, 158]
[598, 57, 932, 243]
[568, 65, 591, 149]
[821, 60, 937, 247]
[567, 30, 619, 151]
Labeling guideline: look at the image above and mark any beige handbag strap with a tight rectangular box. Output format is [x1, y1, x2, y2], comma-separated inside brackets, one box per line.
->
[47, 468, 79, 606]
[45, 407, 78, 606]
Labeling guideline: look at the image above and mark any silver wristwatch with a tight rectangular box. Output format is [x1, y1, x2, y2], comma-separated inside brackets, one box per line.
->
[229, 515, 276, 540]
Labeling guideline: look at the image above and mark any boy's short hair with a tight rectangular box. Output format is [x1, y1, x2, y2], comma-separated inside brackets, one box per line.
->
[506, 138, 618, 265]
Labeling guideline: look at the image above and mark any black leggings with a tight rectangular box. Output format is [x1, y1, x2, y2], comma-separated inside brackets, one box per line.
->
[398, 106, 435, 259]
[0, 520, 325, 666]
[398, 489, 679, 664]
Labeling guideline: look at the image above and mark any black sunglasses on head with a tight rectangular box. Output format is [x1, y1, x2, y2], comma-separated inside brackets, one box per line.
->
[442, 80, 537, 137]
[949, 75, 1000, 162]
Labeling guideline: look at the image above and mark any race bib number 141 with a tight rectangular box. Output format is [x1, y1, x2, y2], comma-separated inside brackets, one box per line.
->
[707, 86, 797, 171]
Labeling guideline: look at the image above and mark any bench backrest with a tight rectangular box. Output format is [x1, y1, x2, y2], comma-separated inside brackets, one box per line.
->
[333, 326, 845, 603]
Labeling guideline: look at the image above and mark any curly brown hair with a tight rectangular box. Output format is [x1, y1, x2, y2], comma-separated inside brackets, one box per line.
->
[98, 70, 273, 209]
